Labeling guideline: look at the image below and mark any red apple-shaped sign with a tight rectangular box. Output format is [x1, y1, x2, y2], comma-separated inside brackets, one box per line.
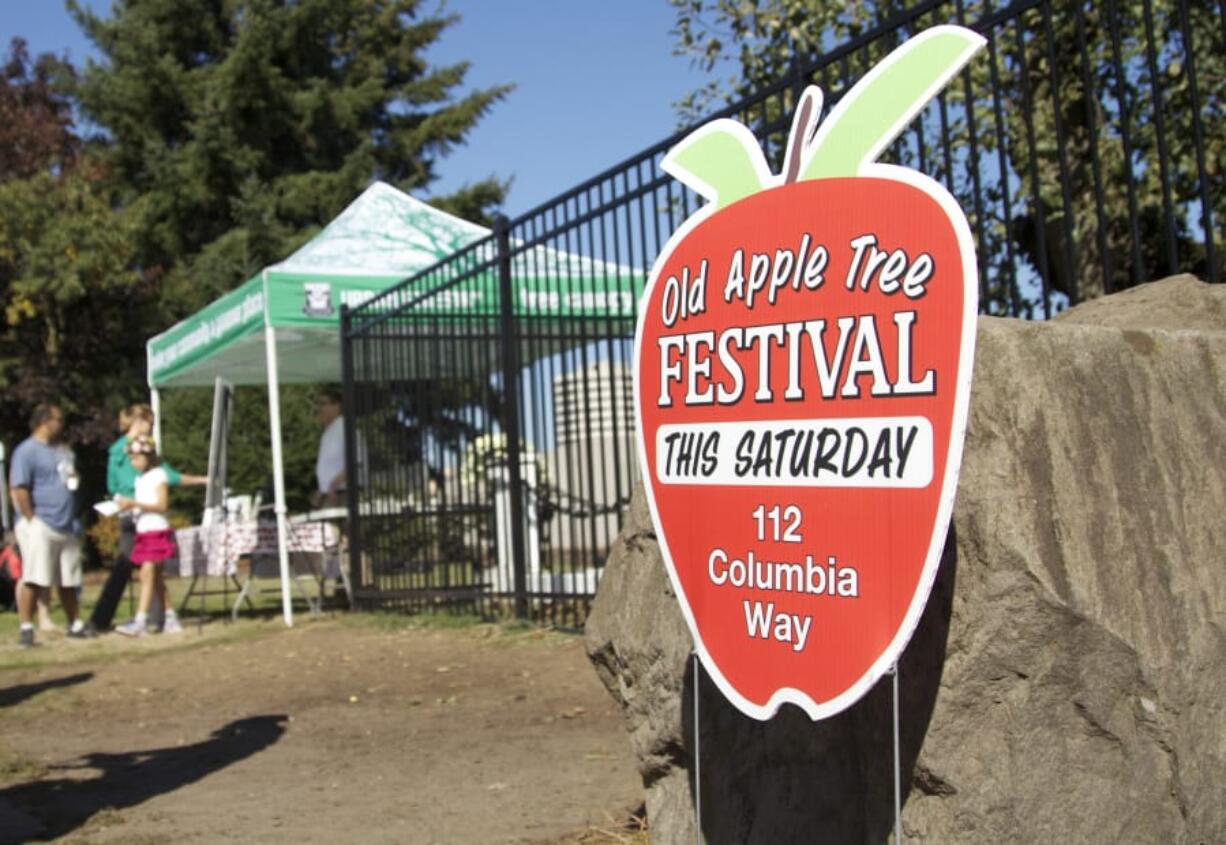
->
[634, 26, 985, 720]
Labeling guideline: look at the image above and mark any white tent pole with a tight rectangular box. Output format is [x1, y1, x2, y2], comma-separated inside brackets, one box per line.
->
[150, 388, 162, 452]
[264, 322, 295, 628]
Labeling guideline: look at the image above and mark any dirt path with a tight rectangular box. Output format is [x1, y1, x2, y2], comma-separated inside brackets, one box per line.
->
[0, 617, 642, 843]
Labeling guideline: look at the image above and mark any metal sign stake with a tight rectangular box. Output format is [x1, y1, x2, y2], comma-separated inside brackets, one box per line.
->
[693, 651, 702, 845]
[892, 663, 904, 844]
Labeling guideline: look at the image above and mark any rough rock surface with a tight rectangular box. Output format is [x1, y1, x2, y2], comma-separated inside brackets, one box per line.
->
[585, 275, 1226, 843]
[1054, 273, 1226, 332]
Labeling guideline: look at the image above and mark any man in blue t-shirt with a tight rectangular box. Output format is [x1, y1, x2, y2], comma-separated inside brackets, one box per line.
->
[9, 403, 86, 646]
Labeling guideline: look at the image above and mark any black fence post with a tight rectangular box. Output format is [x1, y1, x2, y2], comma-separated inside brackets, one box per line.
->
[789, 34, 806, 107]
[340, 303, 362, 608]
[495, 215, 530, 619]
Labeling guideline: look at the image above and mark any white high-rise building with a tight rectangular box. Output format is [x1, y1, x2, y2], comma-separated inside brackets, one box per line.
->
[554, 360, 635, 447]
[546, 361, 639, 565]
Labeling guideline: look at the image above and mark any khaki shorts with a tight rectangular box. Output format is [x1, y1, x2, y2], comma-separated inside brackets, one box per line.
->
[15, 518, 82, 589]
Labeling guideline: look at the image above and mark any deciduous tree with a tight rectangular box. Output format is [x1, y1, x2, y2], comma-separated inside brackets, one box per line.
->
[0, 40, 150, 520]
[0, 38, 77, 179]
[670, 0, 1223, 312]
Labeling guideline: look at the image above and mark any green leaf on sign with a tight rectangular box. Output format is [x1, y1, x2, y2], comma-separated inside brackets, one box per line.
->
[662, 121, 769, 210]
[802, 26, 986, 180]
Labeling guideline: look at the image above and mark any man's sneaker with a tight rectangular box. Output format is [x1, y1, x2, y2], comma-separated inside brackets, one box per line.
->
[115, 620, 146, 637]
[66, 624, 96, 639]
[18, 628, 34, 648]
[162, 615, 184, 634]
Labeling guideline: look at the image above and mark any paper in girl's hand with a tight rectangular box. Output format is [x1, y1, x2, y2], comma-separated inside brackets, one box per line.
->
[93, 500, 120, 517]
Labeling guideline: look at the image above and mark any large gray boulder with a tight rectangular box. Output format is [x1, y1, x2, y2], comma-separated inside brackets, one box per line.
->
[585, 275, 1226, 843]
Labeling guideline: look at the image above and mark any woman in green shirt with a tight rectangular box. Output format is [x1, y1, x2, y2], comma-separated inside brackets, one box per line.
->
[87, 405, 206, 633]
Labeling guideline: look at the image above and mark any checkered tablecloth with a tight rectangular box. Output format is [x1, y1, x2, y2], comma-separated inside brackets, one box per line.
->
[170, 519, 339, 578]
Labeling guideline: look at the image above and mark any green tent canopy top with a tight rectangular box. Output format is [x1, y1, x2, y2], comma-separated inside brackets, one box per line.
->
[147, 181, 490, 388]
[147, 182, 643, 388]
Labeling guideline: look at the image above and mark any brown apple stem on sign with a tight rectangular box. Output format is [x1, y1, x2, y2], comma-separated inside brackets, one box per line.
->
[784, 89, 817, 184]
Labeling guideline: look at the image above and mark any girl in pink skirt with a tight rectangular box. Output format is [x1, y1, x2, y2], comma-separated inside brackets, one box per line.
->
[115, 435, 182, 636]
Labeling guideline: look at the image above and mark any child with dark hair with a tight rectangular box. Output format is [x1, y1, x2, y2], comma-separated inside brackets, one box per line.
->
[114, 436, 181, 636]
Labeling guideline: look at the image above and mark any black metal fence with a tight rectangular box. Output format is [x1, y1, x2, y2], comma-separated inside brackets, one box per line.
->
[341, 0, 1222, 622]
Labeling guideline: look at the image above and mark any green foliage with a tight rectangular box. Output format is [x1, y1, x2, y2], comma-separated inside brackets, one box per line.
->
[0, 38, 151, 506]
[671, 0, 885, 123]
[69, 0, 514, 304]
[1, 4, 511, 532]
[161, 385, 320, 516]
[0, 168, 145, 349]
[990, 2, 1223, 303]
[670, 1, 1224, 312]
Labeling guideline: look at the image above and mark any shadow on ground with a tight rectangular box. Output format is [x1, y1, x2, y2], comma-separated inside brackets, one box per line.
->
[0, 714, 287, 841]
[0, 673, 93, 709]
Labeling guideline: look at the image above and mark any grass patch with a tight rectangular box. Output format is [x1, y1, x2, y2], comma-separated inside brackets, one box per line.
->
[0, 571, 324, 673]
[0, 569, 300, 636]
[0, 745, 48, 785]
[337, 610, 489, 632]
[335, 609, 580, 652]
[547, 808, 649, 844]
[60, 807, 178, 845]
[0, 616, 286, 673]
[1, 566, 582, 671]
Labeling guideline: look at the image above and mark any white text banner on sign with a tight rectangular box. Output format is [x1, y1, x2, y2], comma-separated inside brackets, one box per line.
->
[655, 417, 933, 487]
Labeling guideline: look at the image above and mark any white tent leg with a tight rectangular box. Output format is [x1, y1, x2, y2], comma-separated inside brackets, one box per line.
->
[264, 326, 295, 628]
[151, 389, 162, 451]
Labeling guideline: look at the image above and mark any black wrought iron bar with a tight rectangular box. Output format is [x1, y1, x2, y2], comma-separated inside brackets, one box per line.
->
[494, 217, 529, 619]
[1072, 3, 1114, 295]
[985, 30, 1021, 316]
[955, 0, 990, 304]
[1040, 0, 1084, 304]
[1140, 0, 1179, 274]
[1175, 0, 1217, 282]
[1014, 15, 1055, 316]
[1105, 0, 1144, 289]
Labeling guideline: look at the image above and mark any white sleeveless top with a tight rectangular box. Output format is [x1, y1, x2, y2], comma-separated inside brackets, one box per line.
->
[134, 467, 170, 533]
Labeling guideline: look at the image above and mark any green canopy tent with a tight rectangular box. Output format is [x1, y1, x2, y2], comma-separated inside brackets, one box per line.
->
[148, 182, 489, 388]
[147, 182, 643, 626]
[147, 182, 489, 626]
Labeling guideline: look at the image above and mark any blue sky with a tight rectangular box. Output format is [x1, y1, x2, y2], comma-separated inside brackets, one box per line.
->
[2, 0, 717, 216]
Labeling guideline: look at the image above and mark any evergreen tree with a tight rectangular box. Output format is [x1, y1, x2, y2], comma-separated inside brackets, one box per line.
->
[70, 0, 513, 312]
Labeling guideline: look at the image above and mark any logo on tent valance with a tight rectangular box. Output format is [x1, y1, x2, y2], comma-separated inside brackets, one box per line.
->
[303, 282, 335, 317]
